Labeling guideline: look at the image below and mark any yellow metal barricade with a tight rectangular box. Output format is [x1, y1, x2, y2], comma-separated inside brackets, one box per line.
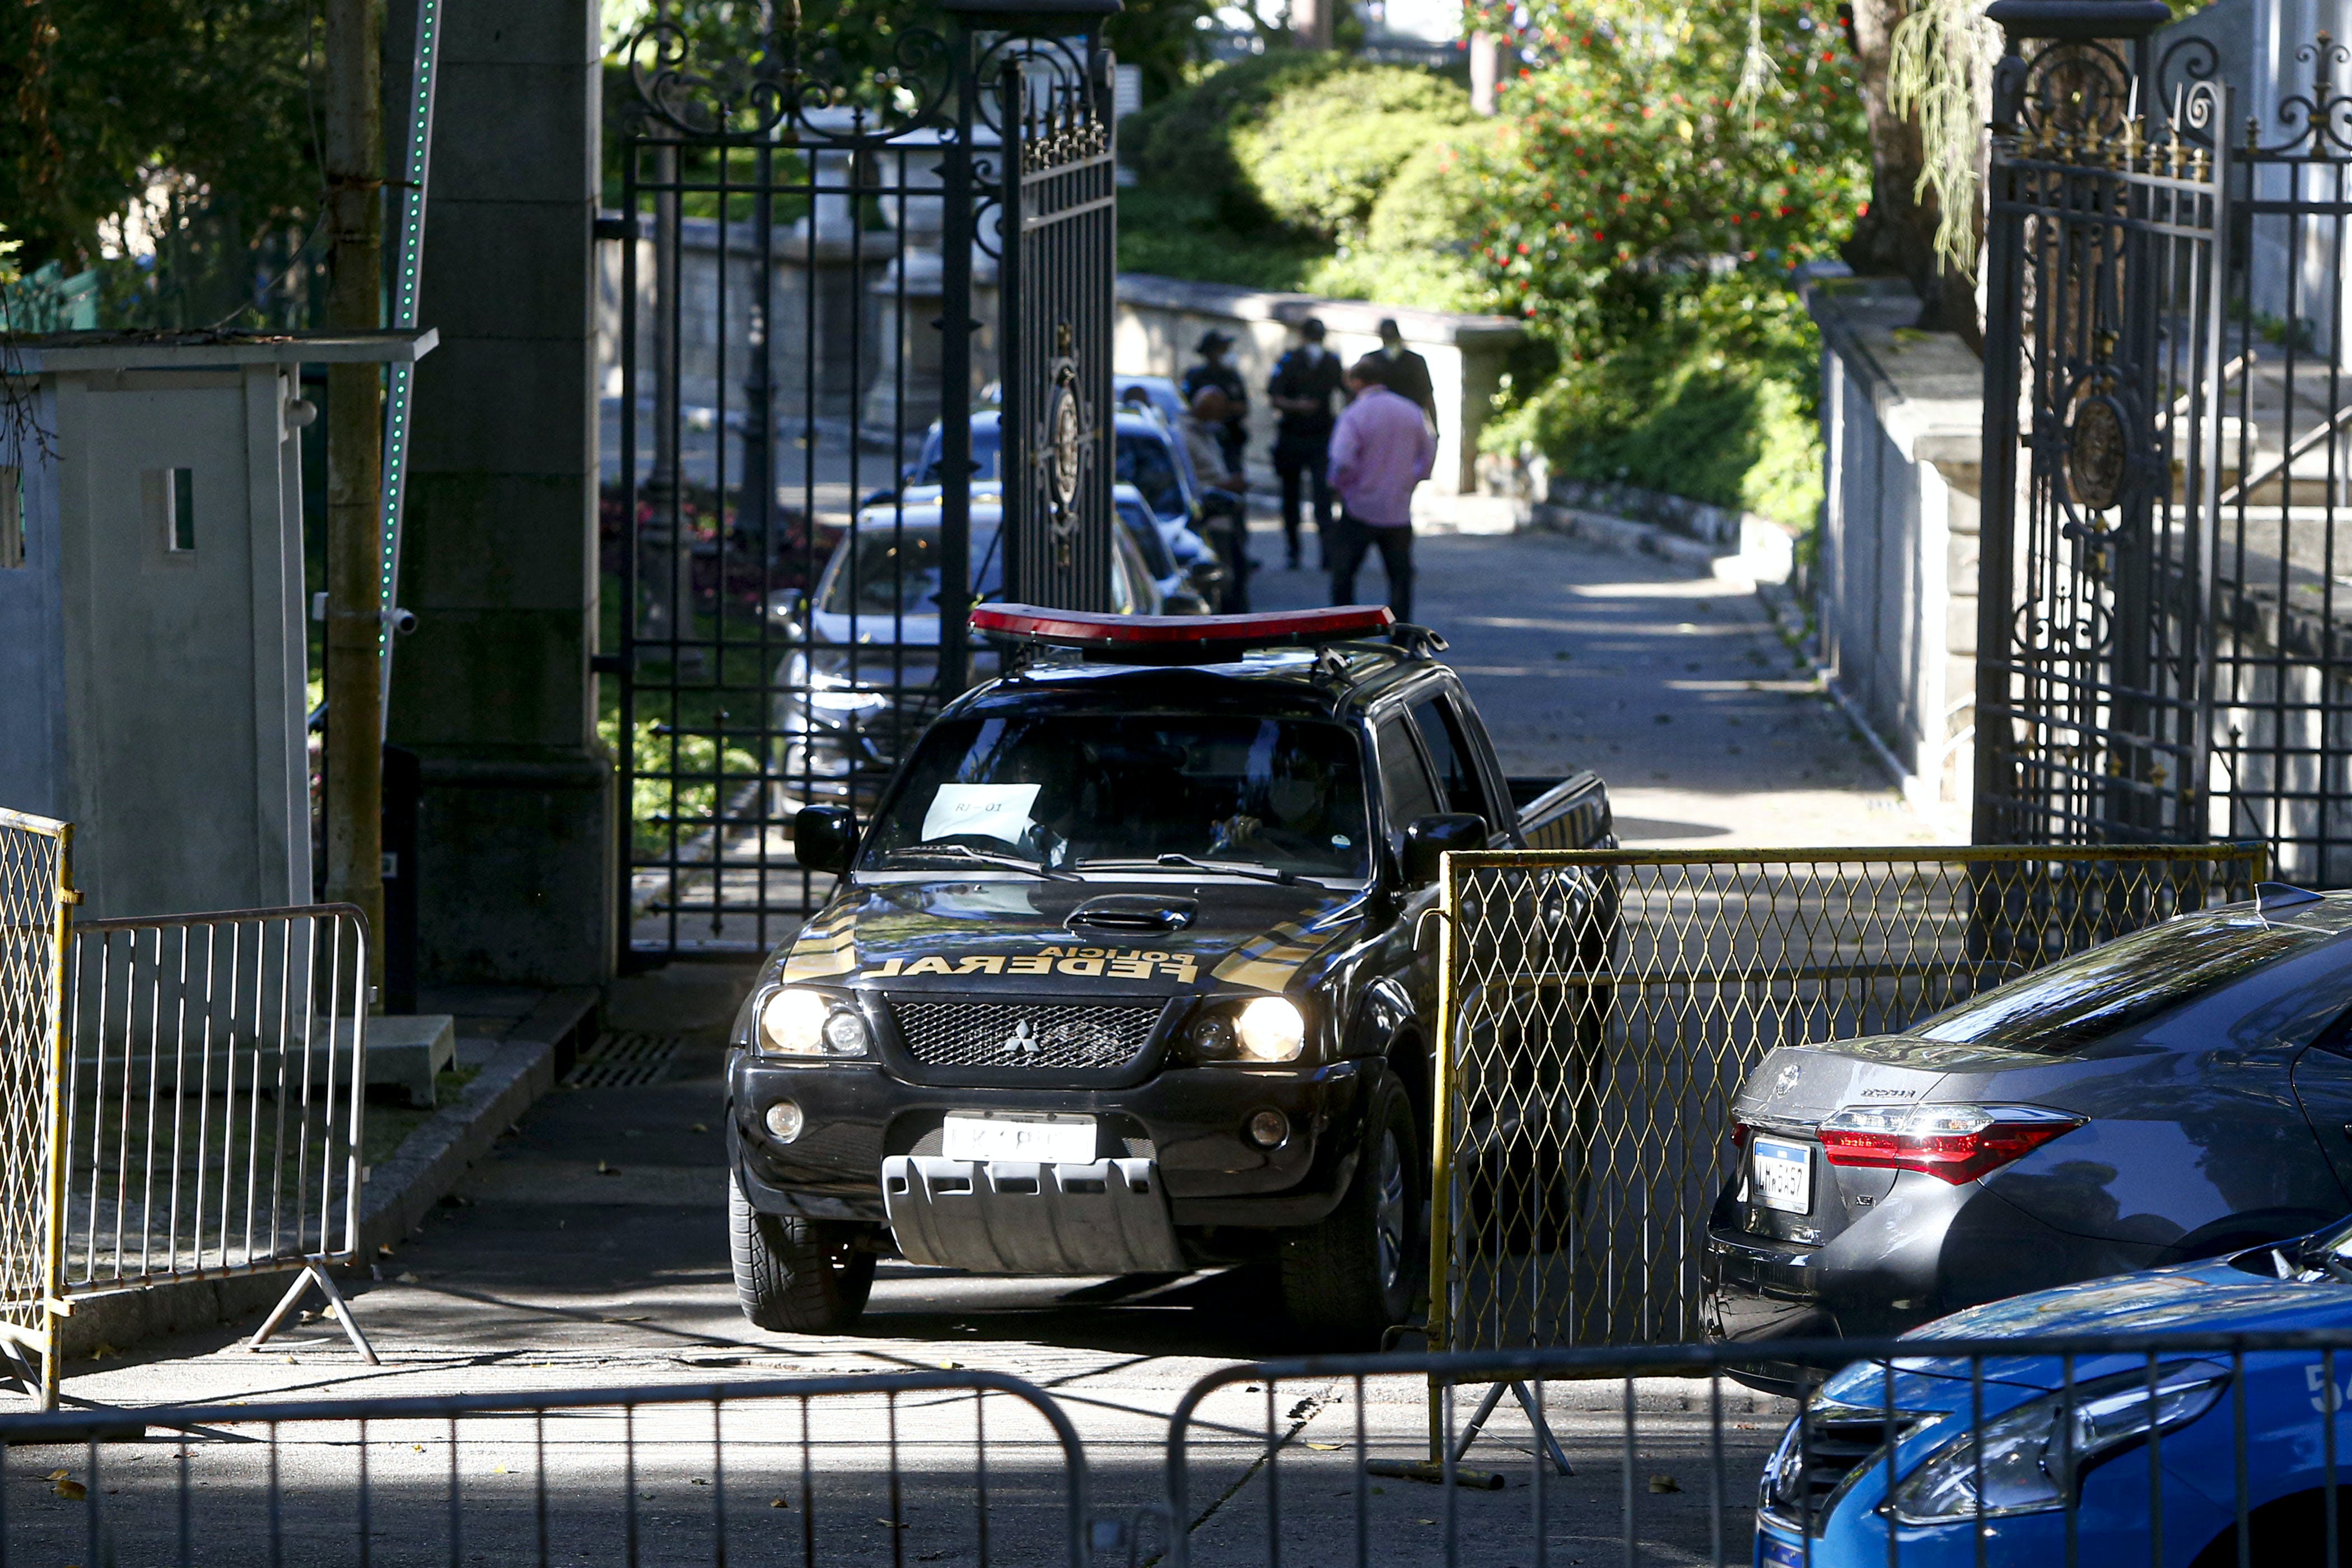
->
[0, 808, 73, 1410]
[1427, 843, 2269, 1362]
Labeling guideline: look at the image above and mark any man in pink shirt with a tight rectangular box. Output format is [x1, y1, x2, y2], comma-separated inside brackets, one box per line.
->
[1324, 354, 1436, 621]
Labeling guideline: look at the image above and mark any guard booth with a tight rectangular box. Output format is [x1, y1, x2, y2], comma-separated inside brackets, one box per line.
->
[0, 330, 435, 920]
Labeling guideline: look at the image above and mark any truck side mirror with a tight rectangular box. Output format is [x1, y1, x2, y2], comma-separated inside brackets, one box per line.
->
[1402, 813, 1486, 888]
[793, 806, 859, 875]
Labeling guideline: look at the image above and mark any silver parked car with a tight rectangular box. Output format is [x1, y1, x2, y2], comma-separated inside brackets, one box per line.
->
[768, 494, 1159, 805]
[1705, 887, 2352, 1389]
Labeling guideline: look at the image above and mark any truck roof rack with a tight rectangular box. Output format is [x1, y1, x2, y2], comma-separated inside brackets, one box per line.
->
[972, 604, 1407, 665]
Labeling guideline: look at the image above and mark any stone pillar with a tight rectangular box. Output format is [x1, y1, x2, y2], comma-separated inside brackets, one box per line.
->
[1292, 0, 1335, 50]
[1470, 33, 1500, 115]
[390, 1, 614, 986]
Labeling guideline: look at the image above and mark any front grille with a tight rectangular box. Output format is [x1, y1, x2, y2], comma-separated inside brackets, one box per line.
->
[889, 997, 1163, 1074]
[1760, 1406, 1906, 1533]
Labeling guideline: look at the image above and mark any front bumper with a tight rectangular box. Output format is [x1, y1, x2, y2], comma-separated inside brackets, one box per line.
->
[730, 1049, 1370, 1229]
[883, 1155, 1188, 1273]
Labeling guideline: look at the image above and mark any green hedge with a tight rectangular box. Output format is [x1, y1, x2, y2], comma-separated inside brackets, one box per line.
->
[1482, 280, 1826, 533]
[1122, 52, 1471, 242]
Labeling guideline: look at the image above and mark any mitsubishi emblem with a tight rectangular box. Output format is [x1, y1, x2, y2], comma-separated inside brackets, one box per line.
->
[1772, 1062, 1800, 1099]
[1001, 1019, 1039, 1059]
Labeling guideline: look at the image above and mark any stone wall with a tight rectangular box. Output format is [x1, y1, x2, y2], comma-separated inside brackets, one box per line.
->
[1805, 270, 1983, 827]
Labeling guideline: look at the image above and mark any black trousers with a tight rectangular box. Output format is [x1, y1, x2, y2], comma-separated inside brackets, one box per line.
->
[1272, 434, 1334, 563]
[1328, 512, 1414, 623]
[1200, 495, 1252, 613]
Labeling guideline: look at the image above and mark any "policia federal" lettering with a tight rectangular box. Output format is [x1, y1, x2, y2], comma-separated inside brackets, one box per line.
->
[860, 946, 1198, 983]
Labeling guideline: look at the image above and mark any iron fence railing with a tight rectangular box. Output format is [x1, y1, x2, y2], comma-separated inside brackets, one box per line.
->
[1429, 844, 2270, 1355]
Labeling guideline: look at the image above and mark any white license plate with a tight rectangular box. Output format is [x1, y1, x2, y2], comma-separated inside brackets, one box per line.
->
[1751, 1136, 1813, 1215]
[941, 1113, 1098, 1164]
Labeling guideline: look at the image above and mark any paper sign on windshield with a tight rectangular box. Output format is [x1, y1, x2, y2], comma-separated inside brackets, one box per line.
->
[921, 783, 1040, 847]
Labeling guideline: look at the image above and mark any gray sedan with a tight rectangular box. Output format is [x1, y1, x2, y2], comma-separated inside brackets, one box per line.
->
[1704, 887, 2352, 1386]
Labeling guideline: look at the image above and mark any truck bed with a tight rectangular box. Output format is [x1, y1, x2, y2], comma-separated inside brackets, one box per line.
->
[1508, 772, 1614, 853]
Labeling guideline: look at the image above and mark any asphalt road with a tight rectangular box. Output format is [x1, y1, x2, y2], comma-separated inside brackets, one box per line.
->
[11, 521, 1922, 1563]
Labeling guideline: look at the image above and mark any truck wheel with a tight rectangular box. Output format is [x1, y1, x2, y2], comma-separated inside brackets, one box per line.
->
[729, 1172, 876, 1333]
[1280, 1067, 1421, 1347]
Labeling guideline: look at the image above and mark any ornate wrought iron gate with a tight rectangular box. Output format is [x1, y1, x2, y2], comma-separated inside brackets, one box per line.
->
[1978, 11, 2352, 884]
[1975, 17, 2230, 847]
[995, 37, 1118, 610]
[609, 2, 1117, 958]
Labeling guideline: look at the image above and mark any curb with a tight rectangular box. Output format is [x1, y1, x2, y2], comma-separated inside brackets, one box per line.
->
[1522, 502, 1794, 585]
[54, 988, 599, 1361]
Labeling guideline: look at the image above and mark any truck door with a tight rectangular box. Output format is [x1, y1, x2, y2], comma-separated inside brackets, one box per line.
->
[1406, 692, 1504, 847]
[1373, 713, 1444, 988]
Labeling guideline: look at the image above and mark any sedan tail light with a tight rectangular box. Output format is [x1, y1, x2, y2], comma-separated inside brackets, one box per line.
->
[1816, 1103, 2084, 1184]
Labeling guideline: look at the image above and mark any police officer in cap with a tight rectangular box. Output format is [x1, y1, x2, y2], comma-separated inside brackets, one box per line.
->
[1267, 317, 1346, 571]
[1180, 329, 1250, 479]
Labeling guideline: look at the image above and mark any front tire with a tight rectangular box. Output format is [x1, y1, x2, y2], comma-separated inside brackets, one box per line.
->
[1280, 1067, 1421, 1347]
[729, 1172, 876, 1333]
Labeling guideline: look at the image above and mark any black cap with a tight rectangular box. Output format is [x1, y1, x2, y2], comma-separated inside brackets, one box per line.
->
[1299, 317, 1326, 342]
[1376, 317, 1402, 340]
[1196, 329, 1234, 354]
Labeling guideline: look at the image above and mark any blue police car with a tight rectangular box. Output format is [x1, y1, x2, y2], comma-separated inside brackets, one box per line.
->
[1757, 1221, 2352, 1564]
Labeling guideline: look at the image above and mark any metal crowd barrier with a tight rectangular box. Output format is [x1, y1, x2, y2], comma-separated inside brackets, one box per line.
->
[1429, 844, 2270, 1356]
[4, 1329, 2342, 1567]
[0, 1367, 1092, 1568]
[0, 809, 71, 1410]
[58, 905, 371, 1355]
[1163, 1329, 2352, 1568]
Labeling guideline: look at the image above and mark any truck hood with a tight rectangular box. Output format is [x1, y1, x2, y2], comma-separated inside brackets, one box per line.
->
[770, 878, 1370, 997]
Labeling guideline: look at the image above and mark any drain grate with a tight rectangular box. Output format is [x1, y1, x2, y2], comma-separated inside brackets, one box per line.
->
[566, 1032, 684, 1088]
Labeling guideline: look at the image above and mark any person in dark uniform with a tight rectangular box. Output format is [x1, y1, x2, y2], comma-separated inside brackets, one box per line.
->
[1376, 318, 1438, 436]
[1180, 329, 1250, 478]
[1266, 318, 1347, 571]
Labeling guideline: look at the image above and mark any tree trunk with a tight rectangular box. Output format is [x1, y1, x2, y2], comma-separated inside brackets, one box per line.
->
[323, 0, 386, 997]
[1843, 0, 1982, 346]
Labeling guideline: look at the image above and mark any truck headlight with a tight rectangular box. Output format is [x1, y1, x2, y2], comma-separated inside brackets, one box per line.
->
[758, 988, 871, 1058]
[1887, 1360, 2228, 1524]
[1233, 997, 1306, 1063]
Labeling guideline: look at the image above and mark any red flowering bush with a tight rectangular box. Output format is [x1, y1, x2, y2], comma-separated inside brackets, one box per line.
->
[1460, 0, 1866, 348]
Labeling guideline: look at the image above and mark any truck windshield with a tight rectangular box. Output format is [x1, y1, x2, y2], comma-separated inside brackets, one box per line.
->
[863, 714, 1371, 881]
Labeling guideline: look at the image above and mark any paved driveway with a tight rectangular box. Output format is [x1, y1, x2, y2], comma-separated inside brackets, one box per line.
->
[18, 521, 1922, 1563]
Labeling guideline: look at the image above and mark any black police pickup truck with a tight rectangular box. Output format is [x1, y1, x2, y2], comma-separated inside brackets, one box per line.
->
[727, 605, 1615, 1345]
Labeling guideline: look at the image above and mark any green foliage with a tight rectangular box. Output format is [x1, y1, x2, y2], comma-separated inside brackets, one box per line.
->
[1461, 0, 1866, 347]
[1448, 0, 1864, 530]
[1366, 138, 1482, 256]
[1122, 53, 1469, 236]
[1482, 280, 1826, 529]
[1229, 66, 1472, 242]
[1123, 49, 1354, 230]
[1106, 0, 1219, 106]
[1117, 52, 1483, 300]
[0, 0, 326, 323]
[1114, 188, 1331, 291]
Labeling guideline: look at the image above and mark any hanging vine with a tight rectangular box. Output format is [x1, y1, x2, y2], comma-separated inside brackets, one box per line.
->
[1887, 0, 2001, 275]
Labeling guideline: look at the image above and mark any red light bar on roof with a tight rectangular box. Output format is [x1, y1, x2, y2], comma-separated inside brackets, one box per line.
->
[971, 603, 1396, 659]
